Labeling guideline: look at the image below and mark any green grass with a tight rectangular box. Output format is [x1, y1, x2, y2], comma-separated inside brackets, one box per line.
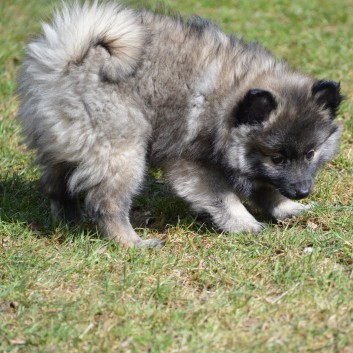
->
[1, 0, 353, 352]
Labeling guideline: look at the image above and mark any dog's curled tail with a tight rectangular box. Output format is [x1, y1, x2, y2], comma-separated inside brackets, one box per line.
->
[26, 1, 145, 81]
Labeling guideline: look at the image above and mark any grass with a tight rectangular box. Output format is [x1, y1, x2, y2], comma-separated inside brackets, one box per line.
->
[1, 0, 353, 352]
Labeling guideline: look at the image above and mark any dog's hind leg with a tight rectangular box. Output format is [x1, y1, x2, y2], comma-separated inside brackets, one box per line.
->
[81, 143, 164, 248]
[41, 163, 82, 224]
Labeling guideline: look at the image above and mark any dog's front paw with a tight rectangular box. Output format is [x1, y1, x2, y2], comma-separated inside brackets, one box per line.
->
[244, 220, 267, 234]
[271, 200, 312, 220]
[223, 218, 266, 235]
[135, 238, 165, 248]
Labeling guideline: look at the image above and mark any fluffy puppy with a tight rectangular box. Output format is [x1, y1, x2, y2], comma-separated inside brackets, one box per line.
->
[18, 2, 342, 247]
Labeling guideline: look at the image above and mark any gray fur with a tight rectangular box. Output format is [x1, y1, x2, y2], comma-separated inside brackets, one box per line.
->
[17, 2, 342, 247]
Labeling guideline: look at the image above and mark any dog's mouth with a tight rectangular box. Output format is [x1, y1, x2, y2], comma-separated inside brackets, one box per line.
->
[278, 186, 313, 200]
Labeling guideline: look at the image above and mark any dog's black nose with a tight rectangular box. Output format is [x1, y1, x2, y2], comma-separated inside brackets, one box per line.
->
[296, 187, 310, 199]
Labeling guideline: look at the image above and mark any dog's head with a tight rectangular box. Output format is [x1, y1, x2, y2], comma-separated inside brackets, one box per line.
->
[224, 79, 343, 199]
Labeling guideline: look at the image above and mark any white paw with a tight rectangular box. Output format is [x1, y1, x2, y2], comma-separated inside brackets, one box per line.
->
[272, 200, 312, 220]
[245, 221, 267, 234]
[223, 218, 266, 235]
[135, 238, 165, 248]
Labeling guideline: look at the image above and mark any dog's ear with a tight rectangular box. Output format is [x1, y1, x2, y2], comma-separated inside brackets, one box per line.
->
[235, 89, 277, 126]
[312, 80, 342, 117]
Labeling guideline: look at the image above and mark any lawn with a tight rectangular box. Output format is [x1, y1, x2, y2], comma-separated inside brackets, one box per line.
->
[1, 0, 353, 352]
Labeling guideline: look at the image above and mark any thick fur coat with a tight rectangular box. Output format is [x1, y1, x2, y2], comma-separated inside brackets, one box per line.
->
[18, 2, 342, 247]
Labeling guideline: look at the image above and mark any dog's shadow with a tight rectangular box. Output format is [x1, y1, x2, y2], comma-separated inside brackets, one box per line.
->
[0, 174, 49, 226]
[0, 172, 212, 240]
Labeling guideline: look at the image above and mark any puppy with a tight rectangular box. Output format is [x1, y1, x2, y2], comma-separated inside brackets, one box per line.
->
[18, 2, 342, 247]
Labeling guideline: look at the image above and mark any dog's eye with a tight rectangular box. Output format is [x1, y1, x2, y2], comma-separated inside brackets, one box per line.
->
[306, 150, 315, 161]
[271, 155, 285, 165]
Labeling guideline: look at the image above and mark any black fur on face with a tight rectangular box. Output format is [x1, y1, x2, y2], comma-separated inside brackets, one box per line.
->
[246, 110, 340, 200]
[253, 155, 318, 200]
[229, 82, 342, 200]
